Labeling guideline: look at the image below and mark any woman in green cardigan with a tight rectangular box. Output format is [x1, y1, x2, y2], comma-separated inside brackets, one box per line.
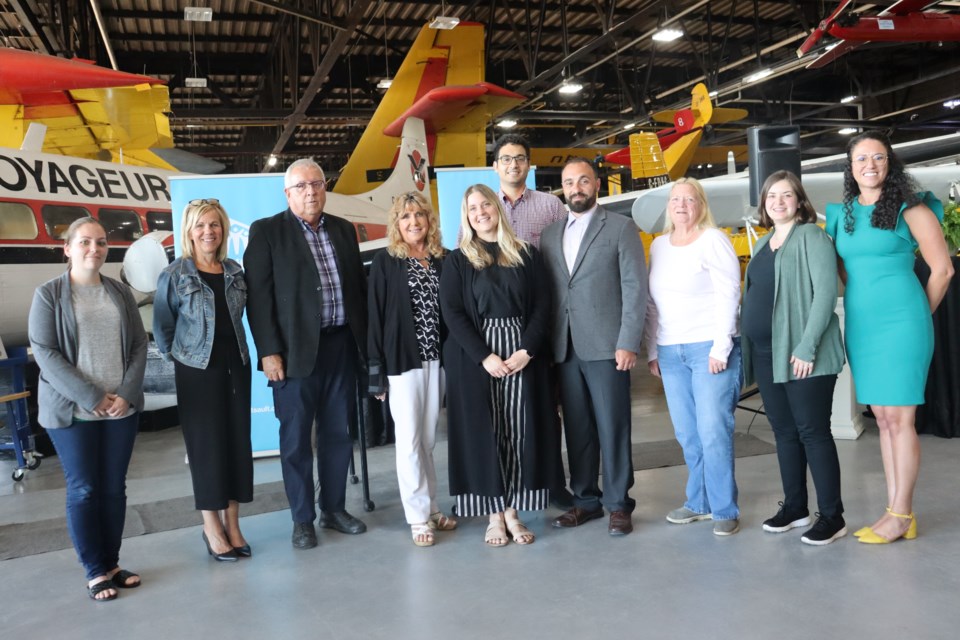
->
[741, 171, 847, 546]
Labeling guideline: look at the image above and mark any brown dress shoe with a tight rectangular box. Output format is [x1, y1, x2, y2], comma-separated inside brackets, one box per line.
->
[552, 506, 605, 528]
[608, 510, 633, 535]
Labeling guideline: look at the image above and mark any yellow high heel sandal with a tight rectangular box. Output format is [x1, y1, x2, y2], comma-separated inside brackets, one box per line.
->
[854, 506, 891, 538]
[858, 509, 917, 544]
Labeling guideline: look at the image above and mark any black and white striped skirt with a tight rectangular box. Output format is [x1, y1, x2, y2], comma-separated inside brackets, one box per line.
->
[455, 317, 549, 517]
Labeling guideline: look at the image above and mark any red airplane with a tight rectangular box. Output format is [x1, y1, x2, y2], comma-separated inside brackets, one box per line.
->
[797, 0, 960, 69]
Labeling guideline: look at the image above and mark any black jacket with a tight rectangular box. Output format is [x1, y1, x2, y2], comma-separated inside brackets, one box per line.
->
[244, 209, 367, 378]
[367, 250, 446, 395]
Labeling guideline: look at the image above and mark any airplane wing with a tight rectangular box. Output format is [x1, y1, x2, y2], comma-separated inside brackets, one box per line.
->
[382, 83, 524, 137]
[798, 0, 947, 69]
[0, 48, 173, 166]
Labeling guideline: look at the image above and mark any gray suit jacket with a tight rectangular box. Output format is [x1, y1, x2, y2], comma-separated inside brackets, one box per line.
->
[541, 205, 648, 362]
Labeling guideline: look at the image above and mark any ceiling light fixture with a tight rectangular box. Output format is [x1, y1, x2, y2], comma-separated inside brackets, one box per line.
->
[744, 68, 773, 83]
[267, 155, 278, 167]
[497, 119, 518, 129]
[708, 89, 719, 98]
[652, 28, 683, 43]
[840, 95, 857, 104]
[429, 1, 460, 30]
[377, 78, 393, 90]
[943, 99, 960, 109]
[559, 80, 584, 95]
[838, 127, 858, 135]
[623, 122, 636, 130]
[183, 7, 213, 22]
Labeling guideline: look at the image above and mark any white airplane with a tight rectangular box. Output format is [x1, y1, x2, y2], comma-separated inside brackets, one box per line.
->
[0, 116, 431, 350]
[619, 134, 960, 234]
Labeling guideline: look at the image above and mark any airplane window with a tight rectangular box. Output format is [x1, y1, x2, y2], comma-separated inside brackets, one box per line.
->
[0, 202, 39, 240]
[147, 211, 173, 232]
[41, 205, 89, 240]
[99, 209, 144, 243]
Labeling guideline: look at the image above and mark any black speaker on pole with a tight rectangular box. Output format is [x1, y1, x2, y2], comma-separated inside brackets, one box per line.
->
[747, 126, 801, 207]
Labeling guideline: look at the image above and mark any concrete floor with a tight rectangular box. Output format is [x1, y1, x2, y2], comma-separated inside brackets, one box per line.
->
[2, 369, 959, 640]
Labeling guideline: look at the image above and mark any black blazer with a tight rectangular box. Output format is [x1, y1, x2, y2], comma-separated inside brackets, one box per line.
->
[244, 209, 367, 379]
[366, 250, 446, 395]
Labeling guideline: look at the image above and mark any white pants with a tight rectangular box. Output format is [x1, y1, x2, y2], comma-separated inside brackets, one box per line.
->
[388, 360, 444, 524]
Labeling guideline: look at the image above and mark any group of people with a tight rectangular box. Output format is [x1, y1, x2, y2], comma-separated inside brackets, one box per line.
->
[27, 130, 953, 601]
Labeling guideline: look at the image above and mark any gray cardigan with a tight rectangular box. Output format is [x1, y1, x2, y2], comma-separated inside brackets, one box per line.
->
[742, 223, 845, 385]
[28, 272, 148, 429]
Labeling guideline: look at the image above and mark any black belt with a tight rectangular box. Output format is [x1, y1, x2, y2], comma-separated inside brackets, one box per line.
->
[320, 324, 348, 335]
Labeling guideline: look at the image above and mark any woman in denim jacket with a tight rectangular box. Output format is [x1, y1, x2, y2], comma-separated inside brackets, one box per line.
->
[154, 199, 253, 562]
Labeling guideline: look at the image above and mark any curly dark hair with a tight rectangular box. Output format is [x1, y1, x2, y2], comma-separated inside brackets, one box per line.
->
[841, 130, 921, 234]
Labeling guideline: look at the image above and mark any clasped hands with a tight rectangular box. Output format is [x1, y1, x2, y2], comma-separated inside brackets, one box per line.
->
[482, 350, 531, 378]
[92, 393, 130, 418]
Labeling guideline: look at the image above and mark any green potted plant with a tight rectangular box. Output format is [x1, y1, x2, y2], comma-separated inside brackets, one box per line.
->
[943, 198, 960, 256]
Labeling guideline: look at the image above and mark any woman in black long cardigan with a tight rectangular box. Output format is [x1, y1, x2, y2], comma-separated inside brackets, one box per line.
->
[439, 183, 555, 547]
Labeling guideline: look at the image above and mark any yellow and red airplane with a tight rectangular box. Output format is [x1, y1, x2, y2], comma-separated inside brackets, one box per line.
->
[334, 21, 522, 201]
[603, 83, 748, 188]
[0, 47, 175, 169]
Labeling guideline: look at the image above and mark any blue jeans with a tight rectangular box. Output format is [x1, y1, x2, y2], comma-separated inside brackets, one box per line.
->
[658, 340, 742, 520]
[47, 414, 139, 581]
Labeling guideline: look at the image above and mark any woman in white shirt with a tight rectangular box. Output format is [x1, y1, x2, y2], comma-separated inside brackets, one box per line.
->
[646, 177, 743, 536]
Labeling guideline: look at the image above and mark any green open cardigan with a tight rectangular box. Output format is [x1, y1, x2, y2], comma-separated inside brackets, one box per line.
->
[741, 222, 846, 386]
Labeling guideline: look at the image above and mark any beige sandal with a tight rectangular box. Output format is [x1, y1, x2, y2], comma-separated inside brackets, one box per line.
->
[411, 523, 435, 547]
[505, 518, 535, 545]
[428, 511, 458, 531]
[484, 517, 508, 547]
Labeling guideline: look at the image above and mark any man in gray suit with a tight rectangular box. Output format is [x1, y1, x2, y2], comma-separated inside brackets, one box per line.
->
[540, 157, 647, 536]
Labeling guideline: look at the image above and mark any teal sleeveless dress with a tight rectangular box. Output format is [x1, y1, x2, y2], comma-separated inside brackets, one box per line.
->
[825, 192, 943, 406]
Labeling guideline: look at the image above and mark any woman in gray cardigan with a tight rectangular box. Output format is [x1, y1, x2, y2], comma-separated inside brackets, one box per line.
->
[28, 217, 147, 601]
[741, 171, 847, 546]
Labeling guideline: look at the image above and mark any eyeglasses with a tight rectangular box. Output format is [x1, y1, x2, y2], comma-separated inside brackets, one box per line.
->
[852, 153, 888, 164]
[288, 180, 326, 192]
[497, 154, 528, 165]
[189, 198, 220, 206]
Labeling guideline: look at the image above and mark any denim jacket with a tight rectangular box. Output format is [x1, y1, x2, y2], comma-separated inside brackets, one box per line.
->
[153, 257, 249, 369]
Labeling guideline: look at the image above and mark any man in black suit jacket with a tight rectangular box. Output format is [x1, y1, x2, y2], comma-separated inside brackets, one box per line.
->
[244, 158, 368, 550]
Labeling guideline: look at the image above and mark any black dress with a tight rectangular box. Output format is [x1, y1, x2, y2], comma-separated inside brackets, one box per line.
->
[174, 270, 253, 511]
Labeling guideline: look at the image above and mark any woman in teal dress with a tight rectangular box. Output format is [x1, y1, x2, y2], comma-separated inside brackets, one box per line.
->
[826, 131, 954, 544]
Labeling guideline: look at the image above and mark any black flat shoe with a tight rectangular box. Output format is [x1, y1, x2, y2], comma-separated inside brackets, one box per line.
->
[87, 580, 118, 602]
[203, 532, 238, 562]
[233, 544, 252, 558]
[110, 569, 140, 588]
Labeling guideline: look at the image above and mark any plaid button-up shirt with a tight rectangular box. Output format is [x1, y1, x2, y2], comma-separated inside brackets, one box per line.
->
[294, 213, 345, 328]
[499, 187, 567, 248]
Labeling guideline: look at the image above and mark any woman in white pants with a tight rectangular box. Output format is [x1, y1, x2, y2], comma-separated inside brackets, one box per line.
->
[368, 192, 455, 546]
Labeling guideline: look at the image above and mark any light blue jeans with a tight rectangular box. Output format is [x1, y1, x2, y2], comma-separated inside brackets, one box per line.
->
[658, 339, 742, 521]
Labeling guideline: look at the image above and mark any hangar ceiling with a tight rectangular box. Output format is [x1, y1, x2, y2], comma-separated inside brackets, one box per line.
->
[2, 0, 959, 177]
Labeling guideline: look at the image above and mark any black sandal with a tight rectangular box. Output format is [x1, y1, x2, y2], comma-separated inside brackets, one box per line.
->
[110, 569, 141, 589]
[88, 581, 118, 601]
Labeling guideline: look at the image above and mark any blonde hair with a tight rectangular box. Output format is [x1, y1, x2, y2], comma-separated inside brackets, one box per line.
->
[180, 199, 230, 262]
[662, 177, 717, 233]
[458, 184, 527, 269]
[386, 192, 445, 259]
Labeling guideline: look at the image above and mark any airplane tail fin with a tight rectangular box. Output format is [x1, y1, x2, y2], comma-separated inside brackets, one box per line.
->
[628, 132, 671, 190]
[350, 117, 431, 211]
